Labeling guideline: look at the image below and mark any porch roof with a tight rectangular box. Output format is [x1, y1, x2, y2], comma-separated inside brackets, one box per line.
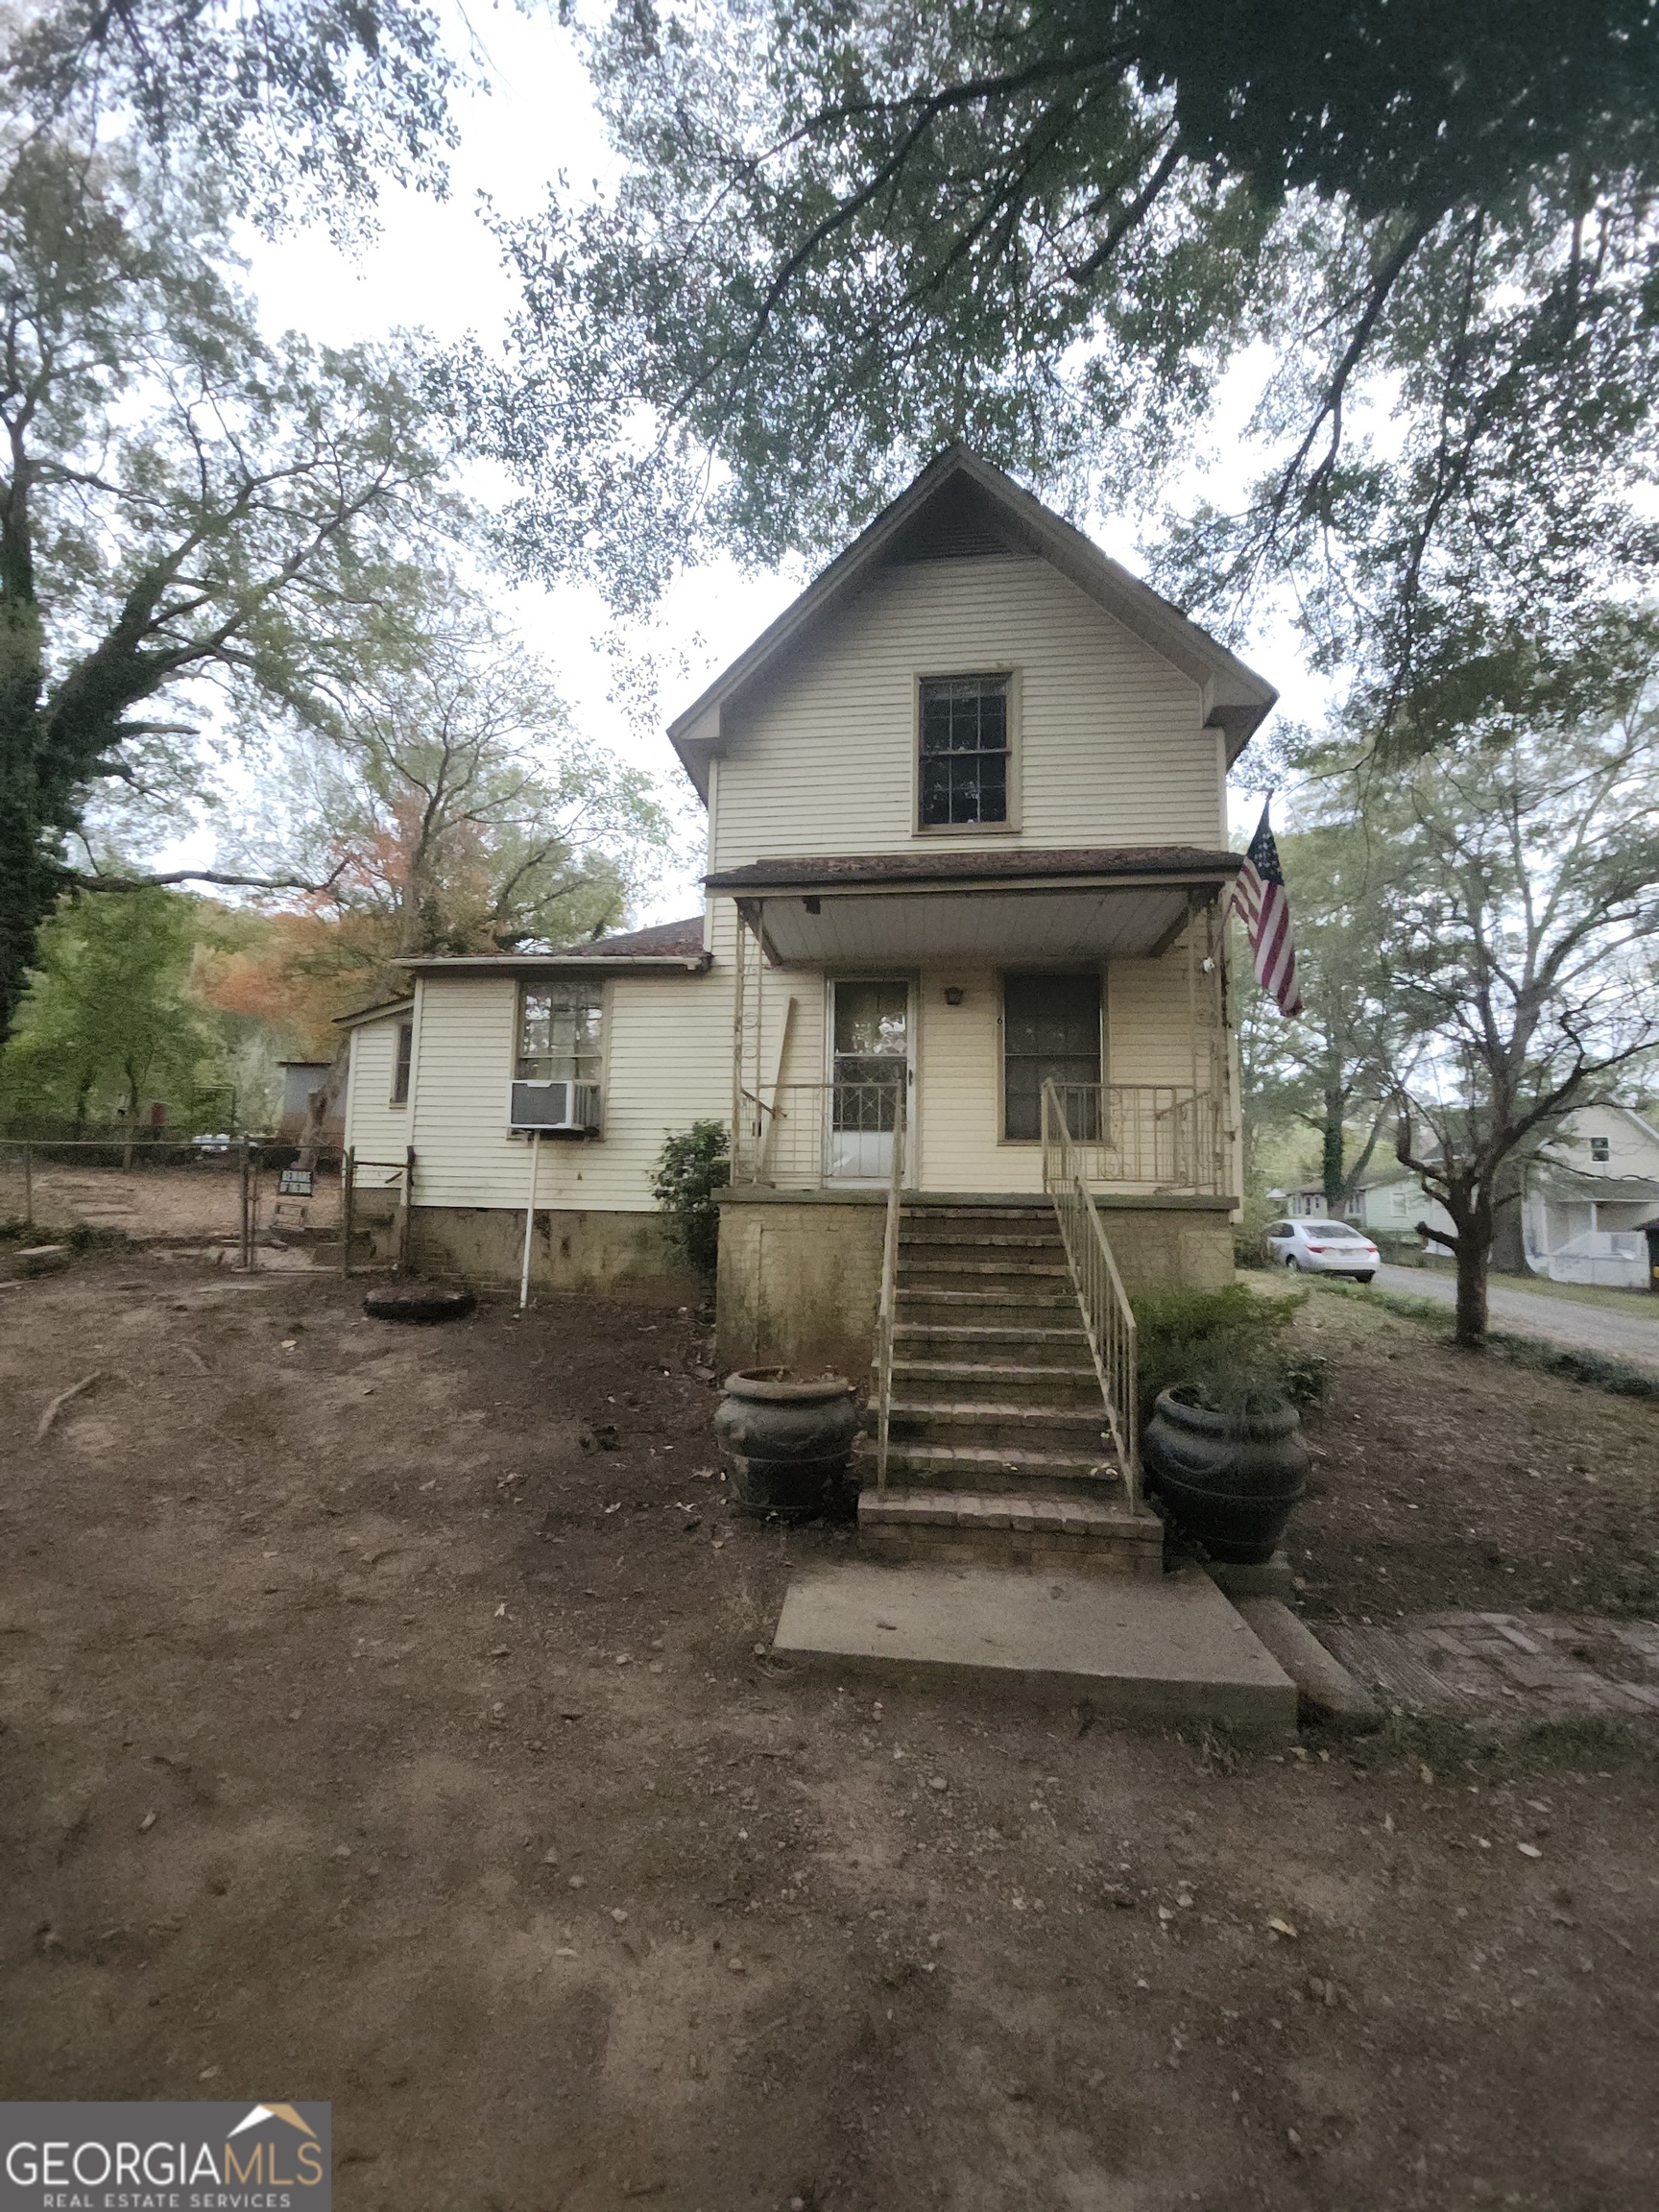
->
[708, 845, 1238, 964]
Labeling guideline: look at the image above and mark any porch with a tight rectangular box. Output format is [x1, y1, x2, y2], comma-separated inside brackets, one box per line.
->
[711, 845, 1240, 1204]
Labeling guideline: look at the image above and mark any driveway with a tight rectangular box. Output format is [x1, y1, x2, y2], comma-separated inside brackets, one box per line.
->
[1372, 1262, 1659, 1375]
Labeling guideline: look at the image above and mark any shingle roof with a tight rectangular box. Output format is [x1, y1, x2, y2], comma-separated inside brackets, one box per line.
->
[582, 916, 707, 957]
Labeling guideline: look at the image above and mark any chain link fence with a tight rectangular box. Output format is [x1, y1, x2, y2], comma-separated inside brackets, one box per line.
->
[0, 1138, 342, 1265]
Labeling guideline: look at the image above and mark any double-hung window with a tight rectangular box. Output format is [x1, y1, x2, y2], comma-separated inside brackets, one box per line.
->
[390, 1020, 413, 1105]
[919, 674, 1011, 827]
[1002, 973, 1101, 1142]
[517, 985, 604, 1088]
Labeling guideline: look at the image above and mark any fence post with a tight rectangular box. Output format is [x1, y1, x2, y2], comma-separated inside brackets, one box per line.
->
[239, 1138, 252, 1269]
[397, 1146, 415, 1274]
[341, 1148, 355, 1278]
[22, 1142, 32, 1230]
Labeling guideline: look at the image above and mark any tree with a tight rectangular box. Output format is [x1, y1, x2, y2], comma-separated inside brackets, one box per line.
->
[2, 0, 462, 238]
[467, 0, 1659, 677]
[1356, 641, 1659, 1345]
[1238, 819, 1397, 1211]
[264, 589, 673, 976]
[0, 131, 457, 1038]
[0, 885, 224, 1142]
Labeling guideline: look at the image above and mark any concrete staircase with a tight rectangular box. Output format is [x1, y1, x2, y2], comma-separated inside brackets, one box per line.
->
[858, 1199, 1163, 1577]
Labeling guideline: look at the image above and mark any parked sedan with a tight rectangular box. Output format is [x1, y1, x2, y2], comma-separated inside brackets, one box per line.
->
[1263, 1218, 1380, 1282]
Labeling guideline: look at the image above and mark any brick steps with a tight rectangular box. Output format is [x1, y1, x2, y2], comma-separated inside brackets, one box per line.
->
[869, 1199, 1155, 1570]
[858, 1487, 1162, 1577]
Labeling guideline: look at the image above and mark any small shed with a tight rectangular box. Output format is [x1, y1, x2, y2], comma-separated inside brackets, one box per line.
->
[276, 1061, 344, 1147]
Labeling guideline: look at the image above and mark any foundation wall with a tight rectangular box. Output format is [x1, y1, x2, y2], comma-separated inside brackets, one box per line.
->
[712, 1192, 1235, 1378]
[399, 1204, 702, 1303]
[715, 1194, 886, 1377]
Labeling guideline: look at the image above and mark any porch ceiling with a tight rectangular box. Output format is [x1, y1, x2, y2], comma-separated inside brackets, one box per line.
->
[748, 882, 1202, 965]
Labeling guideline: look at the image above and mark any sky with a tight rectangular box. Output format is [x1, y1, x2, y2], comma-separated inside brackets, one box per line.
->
[205, 0, 1327, 924]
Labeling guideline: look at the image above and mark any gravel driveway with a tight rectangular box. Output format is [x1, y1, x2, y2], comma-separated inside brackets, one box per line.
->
[1372, 1262, 1659, 1374]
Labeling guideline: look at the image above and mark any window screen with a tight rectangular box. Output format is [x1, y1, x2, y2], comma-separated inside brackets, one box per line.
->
[517, 986, 603, 1084]
[1003, 973, 1100, 1141]
[919, 675, 1009, 826]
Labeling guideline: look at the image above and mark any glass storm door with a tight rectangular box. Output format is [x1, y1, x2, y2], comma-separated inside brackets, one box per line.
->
[829, 978, 909, 1182]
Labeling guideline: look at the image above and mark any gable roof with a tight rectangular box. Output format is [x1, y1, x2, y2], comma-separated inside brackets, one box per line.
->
[667, 444, 1277, 801]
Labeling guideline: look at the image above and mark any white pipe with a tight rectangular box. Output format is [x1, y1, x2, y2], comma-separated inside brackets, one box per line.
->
[518, 1129, 541, 1309]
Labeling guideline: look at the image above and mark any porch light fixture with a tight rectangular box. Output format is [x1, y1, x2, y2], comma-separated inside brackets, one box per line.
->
[943, 985, 965, 1006]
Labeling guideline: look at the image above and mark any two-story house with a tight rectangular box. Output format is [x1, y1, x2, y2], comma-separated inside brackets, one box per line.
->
[341, 448, 1277, 1549]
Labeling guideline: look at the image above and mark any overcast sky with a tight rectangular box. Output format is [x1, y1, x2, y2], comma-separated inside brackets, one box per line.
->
[224, 1, 1324, 922]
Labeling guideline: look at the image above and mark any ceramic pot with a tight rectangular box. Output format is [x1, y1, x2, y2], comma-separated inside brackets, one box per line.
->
[714, 1368, 860, 1518]
[1142, 1384, 1309, 1564]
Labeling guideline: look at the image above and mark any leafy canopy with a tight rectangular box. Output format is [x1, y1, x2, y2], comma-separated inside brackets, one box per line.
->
[469, 0, 1659, 705]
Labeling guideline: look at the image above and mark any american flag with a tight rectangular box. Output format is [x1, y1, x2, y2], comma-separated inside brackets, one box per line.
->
[1232, 803, 1303, 1018]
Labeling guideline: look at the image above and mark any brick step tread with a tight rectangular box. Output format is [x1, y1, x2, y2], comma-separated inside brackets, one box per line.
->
[899, 1230, 1063, 1248]
[901, 1205, 1059, 1218]
[899, 1260, 1071, 1280]
[860, 1489, 1157, 1537]
[893, 1324, 1089, 1345]
[889, 1354, 1096, 1371]
[889, 1400, 1108, 1429]
[883, 1441, 1116, 1478]
[896, 1287, 1077, 1308]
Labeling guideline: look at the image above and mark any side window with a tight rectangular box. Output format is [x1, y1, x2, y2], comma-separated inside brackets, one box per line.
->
[517, 985, 603, 1087]
[919, 674, 1010, 827]
[390, 1020, 413, 1105]
[1589, 1135, 1611, 1163]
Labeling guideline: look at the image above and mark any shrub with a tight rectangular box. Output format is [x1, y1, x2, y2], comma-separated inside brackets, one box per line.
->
[650, 1120, 730, 1276]
[1129, 1284, 1310, 1425]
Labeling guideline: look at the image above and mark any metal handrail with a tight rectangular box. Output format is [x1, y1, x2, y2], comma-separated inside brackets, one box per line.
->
[873, 1088, 907, 1496]
[1042, 1078, 1141, 1507]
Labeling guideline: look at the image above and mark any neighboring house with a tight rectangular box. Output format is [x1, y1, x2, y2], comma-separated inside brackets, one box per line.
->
[1339, 1105, 1659, 1288]
[1522, 1104, 1659, 1289]
[341, 446, 1277, 1373]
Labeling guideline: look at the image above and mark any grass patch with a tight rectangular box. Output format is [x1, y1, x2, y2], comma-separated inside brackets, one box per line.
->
[0, 1217, 130, 1253]
[1369, 1709, 1652, 1780]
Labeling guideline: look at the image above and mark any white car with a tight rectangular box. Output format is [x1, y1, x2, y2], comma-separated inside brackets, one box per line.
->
[1263, 1217, 1380, 1282]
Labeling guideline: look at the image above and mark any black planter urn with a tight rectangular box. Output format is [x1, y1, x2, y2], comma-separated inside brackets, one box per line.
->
[1142, 1384, 1310, 1564]
[714, 1369, 861, 1519]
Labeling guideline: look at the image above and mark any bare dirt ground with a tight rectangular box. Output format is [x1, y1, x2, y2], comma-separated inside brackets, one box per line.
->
[0, 1156, 340, 1245]
[3, 1254, 1657, 2212]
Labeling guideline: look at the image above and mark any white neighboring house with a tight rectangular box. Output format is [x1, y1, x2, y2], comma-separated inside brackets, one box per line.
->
[1521, 1104, 1659, 1289]
[339, 445, 1279, 1370]
[1335, 1103, 1659, 1290]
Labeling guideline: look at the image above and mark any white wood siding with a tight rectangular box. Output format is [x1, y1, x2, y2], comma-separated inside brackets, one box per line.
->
[403, 969, 728, 1214]
[710, 556, 1223, 870]
[344, 1013, 411, 1189]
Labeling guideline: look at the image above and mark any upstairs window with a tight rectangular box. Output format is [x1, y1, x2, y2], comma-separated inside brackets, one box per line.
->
[390, 1020, 414, 1105]
[919, 675, 1010, 827]
[1590, 1135, 1611, 1162]
[517, 985, 603, 1085]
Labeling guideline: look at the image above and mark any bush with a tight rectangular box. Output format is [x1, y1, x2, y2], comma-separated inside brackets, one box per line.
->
[1130, 1284, 1312, 1426]
[650, 1120, 731, 1276]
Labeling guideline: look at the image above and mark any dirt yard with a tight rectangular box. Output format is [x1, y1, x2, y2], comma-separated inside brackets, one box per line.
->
[3, 1254, 1657, 2211]
[0, 1153, 340, 1244]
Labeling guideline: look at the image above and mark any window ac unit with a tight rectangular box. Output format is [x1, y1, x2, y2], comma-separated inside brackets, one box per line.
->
[508, 1080, 602, 1134]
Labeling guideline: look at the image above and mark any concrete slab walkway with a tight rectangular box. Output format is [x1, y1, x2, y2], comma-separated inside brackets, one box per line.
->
[771, 1561, 1298, 1739]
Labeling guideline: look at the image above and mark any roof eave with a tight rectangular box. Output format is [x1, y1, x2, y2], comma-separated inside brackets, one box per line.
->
[392, 953, 712, 974]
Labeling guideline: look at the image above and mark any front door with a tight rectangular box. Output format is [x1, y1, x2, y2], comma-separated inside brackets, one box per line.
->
[828, 977, 909, 1183]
